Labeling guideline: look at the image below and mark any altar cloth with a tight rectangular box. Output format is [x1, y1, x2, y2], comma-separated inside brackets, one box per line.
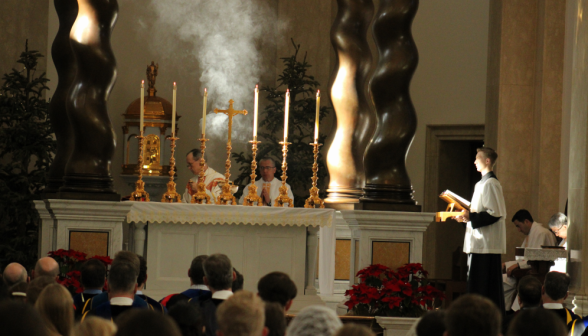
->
[126, 202, 335, 227]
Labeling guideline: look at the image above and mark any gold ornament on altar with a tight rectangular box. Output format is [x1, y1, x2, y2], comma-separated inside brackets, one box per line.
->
[129, 132, 150, 201]
[214, 99, 247, 205]
[304, 142, 325, 208]
[243, 136, 263, 206]
[161, 135, 181, 203]
[275, 139, 293, 207]
[191, 134, 212, 204]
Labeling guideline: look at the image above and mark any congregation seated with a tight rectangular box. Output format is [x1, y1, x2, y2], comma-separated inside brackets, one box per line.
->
[160, 255, 211, 308]
[285, 305, 342, 336]
[116, 309, 182, 336]
[0, 300, 49, 336]
[136, 255, 166, 313]
[444, 294, 501, 336]
[216, 290, 268, 336]
[74, 316, 117, 336]
[36, 283, 74, 336]
[73, 258, 106, 319]
[9, 281, 28, 302]
[264, 302, 286, 336]
[257, 271, 297, 312]
[33, 257, 60, 280]
[3, 262, 28, 286]
[506, 308, 566, 336]
[27, 275, 57, 305]
[232, 267, 244, 292]
[168, 301, 204, 336]
[502, 275, 543, 334]
[414, 310, 445, 336]
[542, 272, 580, 328]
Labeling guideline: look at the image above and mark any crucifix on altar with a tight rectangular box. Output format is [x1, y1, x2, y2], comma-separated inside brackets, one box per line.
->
[214, 99, 248, 205]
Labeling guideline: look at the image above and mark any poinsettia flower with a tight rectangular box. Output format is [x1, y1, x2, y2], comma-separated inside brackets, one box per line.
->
[398, 281, 413, 296]
[356, 264, 390, 279]
[90, 255, 113, 265]
[382, 296, 403, 308]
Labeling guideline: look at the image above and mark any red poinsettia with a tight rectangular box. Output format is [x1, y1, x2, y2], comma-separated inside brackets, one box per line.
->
[344, 263, 444, 317]
[48, 249, 111, 295]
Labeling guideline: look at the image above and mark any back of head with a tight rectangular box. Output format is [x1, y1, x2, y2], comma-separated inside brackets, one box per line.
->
[286, 305, 342, 336]
[548, 212, 568, 229]
[506, 308, 566, 336]
[334, 324, 375, 336]
[34, 257, 59, 279]
[81, 259, 107, 290]
[233, 268, 244, 292]
[416, 310, 446, 336]
[477, 147, 498, 167]
[115, 309, 182, 336]
[168, 301, 204, 336]
[445, 294, 501, 336]
[109, 261, 138, 295]
[544, 272, 570, 301]
[189, 255, 208, 285]
[0, 301, 48, 336]
[512, 209, 533, 223]
[75, 316, 117, 336]
[167, 293, 190, 310]
[517, 275, 543, 307]
[203, 254, 233, 291]
[3, 262, 28, 286]
[264, 302, 286, 336]
[113, 251, 140, 277]
[137, 256, 147, 287]
[187, 148, 203, 160]
[36, 284, 74, 336]
[217, 290, 266, 336]
[26, 275, 57, 305]
[257, 272, 297, 307]
[9, 282, 28, 302]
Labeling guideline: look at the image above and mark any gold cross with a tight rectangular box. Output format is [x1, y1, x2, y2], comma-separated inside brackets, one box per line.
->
[214, 99, 248, 187]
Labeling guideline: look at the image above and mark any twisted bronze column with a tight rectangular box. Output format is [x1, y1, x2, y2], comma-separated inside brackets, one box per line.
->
[59, 0, 120, 200]
[45, 0, 78, 195]
[326, 0, 375, 208]
[361, 0, 420, 211]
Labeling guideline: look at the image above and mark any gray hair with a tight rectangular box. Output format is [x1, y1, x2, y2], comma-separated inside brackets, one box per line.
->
[203, 254, 233, 291]
[286, 305, 342, 336]
[548, 212, 568, 229]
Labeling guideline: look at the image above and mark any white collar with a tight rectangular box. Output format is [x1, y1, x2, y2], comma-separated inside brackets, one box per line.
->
[190, 284, 209, 291]
[543, 303, 564, 309]
[110, 297, 134, 306]
[212, 290, 233, 300]
[136, 290, 143, 295]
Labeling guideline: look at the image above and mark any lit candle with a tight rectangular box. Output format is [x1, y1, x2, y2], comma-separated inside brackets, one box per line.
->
[202, 88, 208, 137]
[284, 89, 290, 142]
[253, 85, 259, 138]
[172, 82, 177, 137]
[140, 80, 144, 133]
[314, 90, 320, 143]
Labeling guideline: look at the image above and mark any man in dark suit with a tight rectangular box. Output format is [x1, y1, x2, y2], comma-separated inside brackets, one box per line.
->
[136, 255, 166, 313]
[542, 272, 580, 329]
[160, 255, 211, 308]
[192, 253, 235, 336]
[502, 275, 542, 334]
[73, 259, 106, 319]
[257, 272, 297, 312]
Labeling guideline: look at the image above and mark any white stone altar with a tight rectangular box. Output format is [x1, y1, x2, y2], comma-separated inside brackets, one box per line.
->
[127, 202, 335, 312]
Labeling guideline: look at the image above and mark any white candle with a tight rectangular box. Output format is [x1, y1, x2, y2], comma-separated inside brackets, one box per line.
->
[140, 80, 144, 133]
[202, 88, 208, 137]
[172, 82, 177, 136]
[314, 90, 320, 143]
[284, 89, 290, 142]
[253, 85, 259, 138]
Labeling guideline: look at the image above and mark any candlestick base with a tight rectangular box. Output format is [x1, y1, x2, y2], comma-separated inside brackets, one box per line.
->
[216, 180, 238, 205]
[130, 179, 150, 202]
[304, 142, 324, 208]
[275, 140, 294, 208]
[162, 181, 181, 203]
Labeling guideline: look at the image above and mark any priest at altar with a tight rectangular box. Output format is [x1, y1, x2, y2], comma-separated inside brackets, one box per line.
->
[239, 157, 294, 206]
[183, 149, 225, 203]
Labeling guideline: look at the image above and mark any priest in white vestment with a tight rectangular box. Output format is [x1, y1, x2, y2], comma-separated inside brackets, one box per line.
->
[548, 212, 568, 273]
[238, 157, 294, 206]
[183, 149, 225, 203]
[502, 209, 557, 311]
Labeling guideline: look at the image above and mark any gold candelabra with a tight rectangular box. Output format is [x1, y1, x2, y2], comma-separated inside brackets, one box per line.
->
[161, 135, 181, 202]
[304, 142, 325, 208]
[191, 134, 212, 204]
[129, 132, 150, 201]
[274, 138, 294, 207]
[243, 136, 263, 206]
[214, 100, 247, 205]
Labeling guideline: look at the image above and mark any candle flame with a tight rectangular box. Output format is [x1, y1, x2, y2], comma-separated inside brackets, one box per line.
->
[204, 88, 207, 93]
[141, 80, 144, 87]
[173, 82, 177, 87]
[256, 84, 259, 89]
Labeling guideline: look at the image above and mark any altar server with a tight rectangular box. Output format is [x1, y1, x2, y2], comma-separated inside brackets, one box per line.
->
[455, 147, 507, 313]
[184, 148, 225, 203]
[548, 213, 568, 273]
[239, 157, 294, 206]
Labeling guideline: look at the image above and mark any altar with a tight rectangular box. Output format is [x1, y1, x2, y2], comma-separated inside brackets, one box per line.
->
[126, 202, 335, 311]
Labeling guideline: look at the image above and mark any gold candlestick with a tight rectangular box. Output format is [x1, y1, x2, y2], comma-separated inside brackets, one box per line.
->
[304, 142, 325, 208]
[243, 136, 263, 206]
[161, 135, 181, 202]
[130, 132, 150, 201]
[274, 139, 294, 207]
[214, 99, 247, 205]
[191, 134, 212, 204]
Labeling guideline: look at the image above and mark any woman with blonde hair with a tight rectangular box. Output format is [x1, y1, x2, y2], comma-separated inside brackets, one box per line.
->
[74, 316, 117, 336]
[35, 284, 74, 336]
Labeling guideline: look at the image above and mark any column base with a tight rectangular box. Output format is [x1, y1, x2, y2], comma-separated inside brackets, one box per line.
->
[360, 183, 420, 211]
[325, 187, 364, 208]
[59, 173, 119, 201]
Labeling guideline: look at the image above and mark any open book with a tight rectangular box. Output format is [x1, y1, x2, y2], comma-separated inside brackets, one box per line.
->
[439, 190, 471, 211]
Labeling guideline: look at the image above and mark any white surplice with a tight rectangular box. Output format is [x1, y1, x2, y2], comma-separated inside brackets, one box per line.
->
[238, 178, 294, 207]
[182, 167, 225, 204]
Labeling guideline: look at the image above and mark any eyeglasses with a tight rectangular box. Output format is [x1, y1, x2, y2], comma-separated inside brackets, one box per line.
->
[552, 225, 566, 234]
[259, 166, 276, 170]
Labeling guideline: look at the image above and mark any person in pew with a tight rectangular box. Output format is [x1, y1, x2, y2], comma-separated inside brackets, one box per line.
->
[26, 276, 57, 305]
[168, 301, 204, 336]
[285, 305, 342, 336]
[0, 301, 49, 336]
[542, 272, 580, 329]
[36, 283, 75, 336]
[192, 253, 236, 336]
[183, 149, 225, 204]
[257, 272, 297, 312]
[74, 259, 106, 319]
[502, 275, 543, 334]
[160, 255, 211, 308]
[506, 308, 567, 336]
[444, 294, 502, 336]
[3, 262, 28, 287]
[264, 302, 286, 336]
[136, 256, 166, 313]
[33, 257, 60, 280]
[82, 260, 153, 321]
[454, 147, 507, 313]
[216, 290, 268, 336]
[115, 310, 182, 336]
[502, 209, 557, 311]
[238, 157, 293, 206]
[232, 268, 244, 292]
[548, 213, 569, 273]
[8, 282, 28, 302]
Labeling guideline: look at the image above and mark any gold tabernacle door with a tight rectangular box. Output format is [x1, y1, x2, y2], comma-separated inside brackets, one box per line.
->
[436, 190, 471, 222]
